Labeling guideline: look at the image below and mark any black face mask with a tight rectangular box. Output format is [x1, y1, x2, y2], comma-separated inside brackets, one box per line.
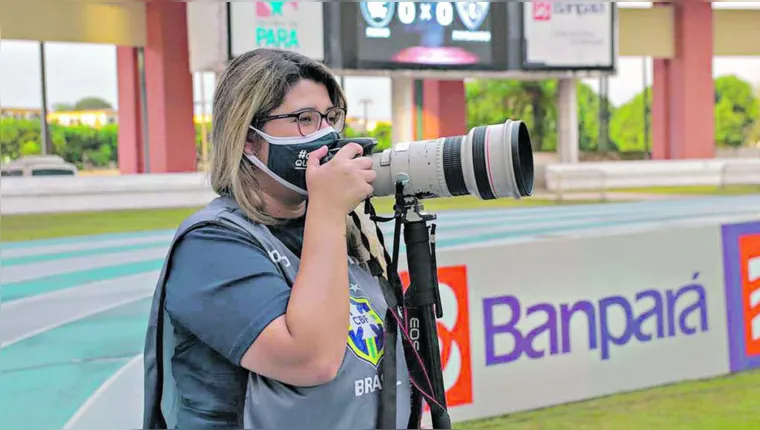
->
[246, 125, 340, 195]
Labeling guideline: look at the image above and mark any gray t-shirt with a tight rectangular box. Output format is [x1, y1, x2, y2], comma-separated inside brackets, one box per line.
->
[163, 213, 411, 429]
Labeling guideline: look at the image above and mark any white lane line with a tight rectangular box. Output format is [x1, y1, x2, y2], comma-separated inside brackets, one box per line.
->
[0, 294, 152, 349]
[1, 234, 173, 259]
[63, 354, 144, 430]
[0, 271, 159, 346]
[1, 271, 159, 311]
[2, 246, 168, 284]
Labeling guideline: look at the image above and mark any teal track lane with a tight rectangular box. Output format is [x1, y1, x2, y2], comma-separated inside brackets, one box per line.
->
[2, 241, 168, 267]
[0, 298, 152, 430]
[1, 260, 164, 302]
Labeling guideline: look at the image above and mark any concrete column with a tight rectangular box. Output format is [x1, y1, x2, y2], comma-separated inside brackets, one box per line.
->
[412, 80, 468, 141]
[116, 1, 196, 174]
[143, 1, 197, 173]
[557, 78, 579, 164]
[391, 76, 414, 146]
[652, 0, 714, 160]
[116, 47, 145, 174]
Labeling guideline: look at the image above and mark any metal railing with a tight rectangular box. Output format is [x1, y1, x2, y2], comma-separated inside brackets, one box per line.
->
[551, 168, 608, 202]
[720, 161, 760, 190]
[546, 159, 760, 201]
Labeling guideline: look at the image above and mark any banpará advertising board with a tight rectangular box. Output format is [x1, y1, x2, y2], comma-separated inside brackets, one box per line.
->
[521, 0, 616, 70]
[396, 224, 732, 423]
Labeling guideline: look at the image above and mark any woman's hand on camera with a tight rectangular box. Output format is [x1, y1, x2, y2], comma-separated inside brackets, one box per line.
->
[242, 143, 372, 386]
[306, 143, 376, 215]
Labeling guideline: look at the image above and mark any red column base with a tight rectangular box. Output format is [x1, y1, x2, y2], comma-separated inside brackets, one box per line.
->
[116, 1, 196, 174]
[651, 1, 715, 160]
[413, 79, 468, 141]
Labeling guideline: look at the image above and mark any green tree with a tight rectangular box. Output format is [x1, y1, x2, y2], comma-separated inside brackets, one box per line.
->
[466, 79, 535, 140]
[523, 81, 558, 152]
[20, 141, 41, 156]
[578, 82, 616, 152]
[466, 79, 553, 151]
[343, 121, 392, 153]
[0, 118, 65, 161]
[751, 83, 760, 145]
[609, 75, 759, 152]
[465, 79, 604, 153]
[73, 97, 113, 111]
[608, 87, 651, 152]
[52, 124, 118, 168]
[0, 118, 37, 160]
[370, 121, 392, 152]
[714, 75, 759, 148]
[0, 117, 117, 168]
[52, 102, 75, 112]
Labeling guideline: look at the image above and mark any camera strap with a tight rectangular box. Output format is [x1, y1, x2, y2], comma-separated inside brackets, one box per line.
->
[349, 210, 401, 429]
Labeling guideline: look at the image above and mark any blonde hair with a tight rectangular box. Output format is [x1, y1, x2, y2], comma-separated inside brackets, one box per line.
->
[209, 48, 387, 276]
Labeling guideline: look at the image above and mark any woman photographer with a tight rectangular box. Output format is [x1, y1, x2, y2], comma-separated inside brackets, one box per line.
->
[142, 48, 416, 429]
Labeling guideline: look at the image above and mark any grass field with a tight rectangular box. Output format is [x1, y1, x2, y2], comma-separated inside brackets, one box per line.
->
[0, 195, 599, 243]
[616, 185, 760, 196]
[457, 369, 760, 430]
[3, 184, 759, 243]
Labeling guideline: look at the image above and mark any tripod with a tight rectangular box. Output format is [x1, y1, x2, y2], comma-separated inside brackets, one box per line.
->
[378, 182, 452, 430]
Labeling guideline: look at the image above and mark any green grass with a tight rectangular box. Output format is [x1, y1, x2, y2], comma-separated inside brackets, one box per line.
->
[367, 195, 601, 214]
[0, 196, 604, 243]
[0, 207, 201, 243]
[456, 369, 760, 430]
[615, 185, 760, 196]
[5, 184, 754, 243]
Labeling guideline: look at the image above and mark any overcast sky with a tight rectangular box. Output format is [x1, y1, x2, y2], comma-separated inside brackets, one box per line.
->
[2, 2, 759, 121]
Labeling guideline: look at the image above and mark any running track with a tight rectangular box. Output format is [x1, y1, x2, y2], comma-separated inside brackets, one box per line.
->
[2, 195, 760, 430]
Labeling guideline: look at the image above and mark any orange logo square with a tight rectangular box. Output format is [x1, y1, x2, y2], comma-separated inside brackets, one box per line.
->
[739, 234, 760, 357]
[398, 265, 473, 407]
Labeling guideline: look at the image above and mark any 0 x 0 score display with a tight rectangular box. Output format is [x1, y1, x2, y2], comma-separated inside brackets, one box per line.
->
[357, 2, 493, 66]
[361, 2, 490, 31]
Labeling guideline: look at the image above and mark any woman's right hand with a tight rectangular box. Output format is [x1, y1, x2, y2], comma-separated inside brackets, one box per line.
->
[242, 143, 373, 386]
[306, 143, 376, 215]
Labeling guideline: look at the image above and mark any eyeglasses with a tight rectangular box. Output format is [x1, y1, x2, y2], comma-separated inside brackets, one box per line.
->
[261, 107, 346, 136]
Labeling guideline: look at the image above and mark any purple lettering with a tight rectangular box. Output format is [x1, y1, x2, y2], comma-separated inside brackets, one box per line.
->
[482, 275, 710, 366]
[524, 303, 559, 359]
[666, 272, 709, 336]
[560, 300, 597, 353]
[598, 296, 635, 361]
[633, 289, 665, 341]
[483, 296, 523, 365]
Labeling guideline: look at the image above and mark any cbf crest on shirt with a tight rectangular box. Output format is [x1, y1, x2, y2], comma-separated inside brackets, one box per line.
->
[348, 292, 385, 368]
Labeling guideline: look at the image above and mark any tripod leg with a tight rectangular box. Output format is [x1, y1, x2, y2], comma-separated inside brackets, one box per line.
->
[403, 220, 451, 429]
